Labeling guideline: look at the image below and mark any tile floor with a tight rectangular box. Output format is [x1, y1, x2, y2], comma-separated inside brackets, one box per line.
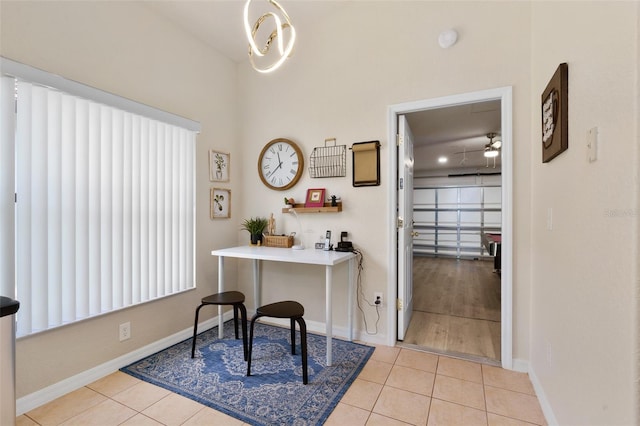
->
[17, 345, 546, 426]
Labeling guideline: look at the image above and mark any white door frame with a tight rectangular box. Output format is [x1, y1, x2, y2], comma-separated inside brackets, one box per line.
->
[386, 86, 513, 369]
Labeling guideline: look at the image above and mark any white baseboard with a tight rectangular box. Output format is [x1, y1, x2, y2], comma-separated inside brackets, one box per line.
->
[507, 357, 557, 425]
[354, 331, 388, 346]
[511, 357, 529, 373]
[16, 313, 367, 415]
[527, 363, 559, 426]
[17, 311, 234, 415]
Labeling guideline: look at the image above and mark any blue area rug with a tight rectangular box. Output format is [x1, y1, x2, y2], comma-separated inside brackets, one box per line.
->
[121, 320, 374, 425]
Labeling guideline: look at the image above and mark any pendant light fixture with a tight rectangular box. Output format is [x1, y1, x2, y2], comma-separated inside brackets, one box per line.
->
[243, 0, 296, 73]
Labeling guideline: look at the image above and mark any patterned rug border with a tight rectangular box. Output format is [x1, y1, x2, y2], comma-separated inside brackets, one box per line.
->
[121, 320, 374, 425]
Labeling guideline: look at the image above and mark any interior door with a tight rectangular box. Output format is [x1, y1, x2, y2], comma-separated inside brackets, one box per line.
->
[397, 115, 414, 340]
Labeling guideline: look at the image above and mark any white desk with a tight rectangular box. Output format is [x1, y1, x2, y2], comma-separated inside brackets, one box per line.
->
[211, 246, 355, 366]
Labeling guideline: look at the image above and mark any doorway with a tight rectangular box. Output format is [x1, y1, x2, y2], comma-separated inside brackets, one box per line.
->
[386, 87, 513, 369]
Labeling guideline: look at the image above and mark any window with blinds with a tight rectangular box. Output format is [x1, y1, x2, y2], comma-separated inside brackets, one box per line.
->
[0, 59, 199, 337]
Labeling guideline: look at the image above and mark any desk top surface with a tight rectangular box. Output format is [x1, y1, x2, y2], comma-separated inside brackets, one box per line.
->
[211, 245, 355, 266]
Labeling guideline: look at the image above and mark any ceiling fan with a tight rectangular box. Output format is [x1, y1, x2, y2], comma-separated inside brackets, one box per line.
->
[484, 132, 502, 158]
[453, 132, 502, 167]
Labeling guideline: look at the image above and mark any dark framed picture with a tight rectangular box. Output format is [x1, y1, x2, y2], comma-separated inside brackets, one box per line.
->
[352, 140, 381, 186]
[304, 188, 325, 208]
[541, 63, 568, 163]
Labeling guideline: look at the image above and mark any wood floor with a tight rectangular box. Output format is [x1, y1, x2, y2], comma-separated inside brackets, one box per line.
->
[401, 256, 501, 363]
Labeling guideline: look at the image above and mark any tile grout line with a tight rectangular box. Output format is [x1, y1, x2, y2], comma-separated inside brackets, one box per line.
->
[481, 363, 489, 426]
[19, 345, 544, 426]
[424, 354, 441, 425]
[178, 405, 207, 426]
[363, 347, 406, 425]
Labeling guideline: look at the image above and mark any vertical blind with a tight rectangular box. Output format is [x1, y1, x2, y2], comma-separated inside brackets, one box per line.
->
[0, 76, 16, 300]
[8, 79, 196, 337]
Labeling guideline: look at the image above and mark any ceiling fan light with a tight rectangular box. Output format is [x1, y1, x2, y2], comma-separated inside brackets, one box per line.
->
[483, 133, 501, 157]
[484, 149, 499, 158]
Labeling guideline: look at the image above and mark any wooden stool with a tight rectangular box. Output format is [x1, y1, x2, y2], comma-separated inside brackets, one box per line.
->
[246, 301, 308, 384]
[191, 291, 248, 360]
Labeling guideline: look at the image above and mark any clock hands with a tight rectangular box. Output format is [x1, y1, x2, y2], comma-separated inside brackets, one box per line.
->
[273, 152, 284, 172]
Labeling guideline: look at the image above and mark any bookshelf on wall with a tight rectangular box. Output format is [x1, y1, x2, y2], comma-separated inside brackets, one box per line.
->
[413, 185, 501, 258]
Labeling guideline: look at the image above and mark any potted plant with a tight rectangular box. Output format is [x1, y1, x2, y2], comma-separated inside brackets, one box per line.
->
[283, 197, 295, 208]
[241, 217, 268, 245]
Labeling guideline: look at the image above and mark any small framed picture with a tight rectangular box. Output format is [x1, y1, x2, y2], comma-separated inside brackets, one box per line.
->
[209, 150, 230, 182]
[541, 63, 568, 163]
[210, 188, 231, 219]
[305, 188, 325, 208]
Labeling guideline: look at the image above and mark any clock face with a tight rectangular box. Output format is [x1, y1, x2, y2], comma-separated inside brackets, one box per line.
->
[258, 138, 304, 190]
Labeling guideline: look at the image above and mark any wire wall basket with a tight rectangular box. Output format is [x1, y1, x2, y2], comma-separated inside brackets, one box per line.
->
[308, 138, 346, 178]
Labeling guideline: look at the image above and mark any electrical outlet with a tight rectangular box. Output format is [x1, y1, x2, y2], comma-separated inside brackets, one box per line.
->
[374, 292, 383, 306]
[119, 322, 131, 341]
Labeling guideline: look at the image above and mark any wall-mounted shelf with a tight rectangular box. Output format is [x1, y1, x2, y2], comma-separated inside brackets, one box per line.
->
[282, 202, 342, 213]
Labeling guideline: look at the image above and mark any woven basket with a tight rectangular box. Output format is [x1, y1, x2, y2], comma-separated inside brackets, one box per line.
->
[264, 235, 294, 248]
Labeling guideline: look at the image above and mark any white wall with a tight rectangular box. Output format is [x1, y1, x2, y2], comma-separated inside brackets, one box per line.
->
[237, 1, 639, 422]
[529, 2, 638, 424]
[0, 1, 240, 397]
[236, 1, 533, 354]
[2, 1, 638, 423]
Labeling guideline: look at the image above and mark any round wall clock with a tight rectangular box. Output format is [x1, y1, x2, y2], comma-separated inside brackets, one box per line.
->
[257, 138, 304, 191]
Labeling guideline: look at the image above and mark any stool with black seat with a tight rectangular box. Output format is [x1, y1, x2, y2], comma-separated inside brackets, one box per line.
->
[191, 291, 248, 361]
[246, 300, 308, 384]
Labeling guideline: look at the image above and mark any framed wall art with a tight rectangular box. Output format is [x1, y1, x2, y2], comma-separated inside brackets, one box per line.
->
[304, 188, 325, 208]
[351, 140, 381, 186]
[541, 63, 568, 163]
[210, 188, 231, 219]
[209, 150, 230, 182]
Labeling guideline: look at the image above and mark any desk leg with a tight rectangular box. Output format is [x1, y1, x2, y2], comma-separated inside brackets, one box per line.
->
[326, 265, 332, 366]
[218, 256, 225, 339]
[253, 259, 260, 312]
[348, 257, 354, 341]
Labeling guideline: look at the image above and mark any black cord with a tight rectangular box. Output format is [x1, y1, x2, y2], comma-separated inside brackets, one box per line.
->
[353, 249, 380, 335]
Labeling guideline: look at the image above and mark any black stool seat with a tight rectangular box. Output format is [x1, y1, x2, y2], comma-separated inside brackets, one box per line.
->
[202, 291, 245, 305]
[247, 301, 308, 384]
[257, 301, 304, 318]
[191, 291, 248, 360]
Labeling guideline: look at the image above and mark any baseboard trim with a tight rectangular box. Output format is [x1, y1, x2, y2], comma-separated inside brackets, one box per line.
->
[17, 311, 234, 415]
[511, 357, 529, 373]
[527, 363, 559, 425]
[506, 358, 557, 424]
[242, 316, 352, 342]
[16, 313, 362, 415]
